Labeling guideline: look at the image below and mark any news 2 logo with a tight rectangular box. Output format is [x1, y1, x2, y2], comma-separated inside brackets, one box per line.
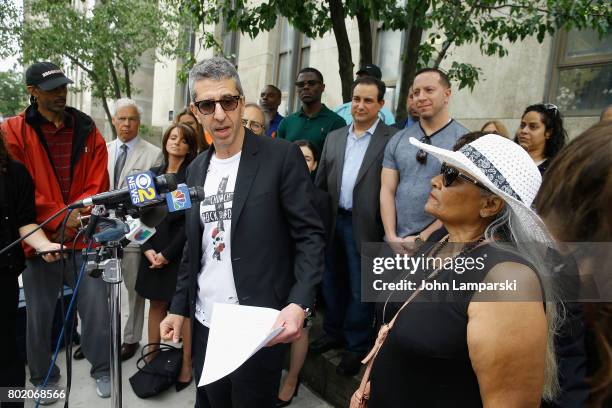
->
[166, 183, 192, 212]
[127, 171, 158, 207]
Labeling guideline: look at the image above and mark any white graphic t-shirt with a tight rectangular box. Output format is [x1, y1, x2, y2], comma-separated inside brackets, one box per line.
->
[195, 152, 241, 327]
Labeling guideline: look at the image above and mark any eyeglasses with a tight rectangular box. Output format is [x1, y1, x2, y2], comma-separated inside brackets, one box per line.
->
[241, 118, 264, 133]
[194, 95, 241, 115]
[416, 135, 431, 164]
[295, 80, 321, 88]
[440, 163, 491, 192]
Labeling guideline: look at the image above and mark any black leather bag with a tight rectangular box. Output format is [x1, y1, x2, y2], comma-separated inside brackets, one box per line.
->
[129, 343, 182, 398]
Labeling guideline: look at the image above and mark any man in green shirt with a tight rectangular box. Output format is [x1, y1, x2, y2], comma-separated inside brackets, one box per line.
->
[277, 67, 346, 155]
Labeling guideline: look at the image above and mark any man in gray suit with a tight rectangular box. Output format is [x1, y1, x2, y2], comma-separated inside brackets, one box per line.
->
[312, 76, 397, 376]
[106, 98, 163, 360]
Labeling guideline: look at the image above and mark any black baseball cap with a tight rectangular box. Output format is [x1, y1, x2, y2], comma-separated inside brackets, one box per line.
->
[26, 62, 74, 91]
[356, 64, 382, 80]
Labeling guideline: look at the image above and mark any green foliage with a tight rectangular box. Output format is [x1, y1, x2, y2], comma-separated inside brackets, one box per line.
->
[179, 0, 610, 94]
[20, 0, 192, 136]
[0, 70, 28, 117]
[22, 0, 186, 97]
[0, 1, 21, 59]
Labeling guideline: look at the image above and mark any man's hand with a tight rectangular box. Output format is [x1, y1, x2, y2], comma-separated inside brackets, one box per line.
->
[267, 303, 305, 346]
[36, 242, 65, 263]
[160, 313, 185, 343]
[66, 209, 81, 229]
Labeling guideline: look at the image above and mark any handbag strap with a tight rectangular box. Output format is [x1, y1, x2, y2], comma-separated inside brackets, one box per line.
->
[355, 282, 427, 397]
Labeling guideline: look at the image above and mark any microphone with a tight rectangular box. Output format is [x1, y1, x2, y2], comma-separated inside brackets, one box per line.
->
[125, 186, 204, 244]
[125, 207, 168, 245]
[166, 185, 205, 212]
[68, 173, 178, 209]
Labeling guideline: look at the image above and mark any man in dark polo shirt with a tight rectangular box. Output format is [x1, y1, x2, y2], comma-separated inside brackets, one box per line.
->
[276, 67, 346, 156]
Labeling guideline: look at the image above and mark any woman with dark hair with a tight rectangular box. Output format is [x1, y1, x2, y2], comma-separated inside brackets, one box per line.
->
[536, 121, 612, 407]
[517, 103, 567, 174]
[276, 139, 331, 407]
[0, 130, 63, 405]
[175, 107, 209, 152]
[135, 123, 198, 390]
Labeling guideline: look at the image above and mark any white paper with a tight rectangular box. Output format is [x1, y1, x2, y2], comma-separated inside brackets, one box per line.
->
[199, 303, 284, 386]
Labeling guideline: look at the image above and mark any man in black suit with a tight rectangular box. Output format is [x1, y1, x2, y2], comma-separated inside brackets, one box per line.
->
[160, 57, 325, 408]
[311, 76, 397, 375]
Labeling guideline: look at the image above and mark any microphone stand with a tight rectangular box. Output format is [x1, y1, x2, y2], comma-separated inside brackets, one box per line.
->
[83, 209, 126, 408]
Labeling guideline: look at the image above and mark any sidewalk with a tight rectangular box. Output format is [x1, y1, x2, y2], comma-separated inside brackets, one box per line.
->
[23, 283, 332, 408]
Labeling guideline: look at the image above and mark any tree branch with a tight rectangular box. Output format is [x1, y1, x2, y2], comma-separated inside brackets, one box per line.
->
[107, 58, 121, 99]
[117, 56, 131, 98]
[433, 37, 454, 68]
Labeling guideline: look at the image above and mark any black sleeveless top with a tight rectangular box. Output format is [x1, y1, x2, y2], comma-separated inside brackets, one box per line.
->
[369, 242, 538, 408]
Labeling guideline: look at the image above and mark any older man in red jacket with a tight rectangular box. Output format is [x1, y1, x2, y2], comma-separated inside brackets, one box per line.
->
[1, 62, 111, 402]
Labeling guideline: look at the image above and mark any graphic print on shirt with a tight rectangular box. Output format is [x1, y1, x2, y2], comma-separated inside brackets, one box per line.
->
[201, 175, 232, 261]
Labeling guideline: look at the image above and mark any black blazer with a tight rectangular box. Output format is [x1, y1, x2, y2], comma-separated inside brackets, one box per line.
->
[169, 129, 325, 318]
[140, 163, 187, 262]
[315, 122, 397, 252]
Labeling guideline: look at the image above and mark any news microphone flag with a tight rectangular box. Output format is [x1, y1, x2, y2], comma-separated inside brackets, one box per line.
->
[127, 171, 159, 207]
[166, 183, 193, 213]
[125, 217, 156, 245]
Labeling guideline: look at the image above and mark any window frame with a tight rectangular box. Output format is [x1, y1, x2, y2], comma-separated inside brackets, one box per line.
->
[548, 29, 612, 117]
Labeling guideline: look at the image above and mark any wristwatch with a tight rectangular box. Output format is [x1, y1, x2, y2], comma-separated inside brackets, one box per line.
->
[297, 304, 312, 319]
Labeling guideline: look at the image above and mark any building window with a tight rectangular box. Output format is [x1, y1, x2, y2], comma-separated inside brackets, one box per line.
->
[375, 25, 403, 113]
[549, 29, 612, 116]
[275, 18, 311, 115]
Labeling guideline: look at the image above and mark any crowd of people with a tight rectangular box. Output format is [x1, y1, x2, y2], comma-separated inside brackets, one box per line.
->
[0, 56, 610, 408]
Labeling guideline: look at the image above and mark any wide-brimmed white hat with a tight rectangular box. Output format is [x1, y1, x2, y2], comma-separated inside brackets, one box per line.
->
[409, 134, 552, 243]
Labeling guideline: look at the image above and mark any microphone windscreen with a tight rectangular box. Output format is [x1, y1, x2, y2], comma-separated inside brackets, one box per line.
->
[156, 173, 178, 193]
[190, 186, 205, 203]
[140, 206, 168, 228]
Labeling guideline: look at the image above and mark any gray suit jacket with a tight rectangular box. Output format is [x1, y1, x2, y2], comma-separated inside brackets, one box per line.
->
[315, 122, 397, 252]
[106, 137, 163, 189]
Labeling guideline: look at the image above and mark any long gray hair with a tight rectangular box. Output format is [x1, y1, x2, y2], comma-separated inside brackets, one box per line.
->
[188, 57, 243, 102]
[484, 206, 562, 401]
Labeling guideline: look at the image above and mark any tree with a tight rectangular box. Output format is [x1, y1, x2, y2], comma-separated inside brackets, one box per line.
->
[0, 1, 20, 60]
[21, 0, 189, 138]
[180, 0, 609, 120]
[0, 70, 28, 118]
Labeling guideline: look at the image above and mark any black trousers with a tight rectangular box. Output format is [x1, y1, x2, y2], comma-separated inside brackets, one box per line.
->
[193, 319, 285, 408]
[1, 274, 25, 408]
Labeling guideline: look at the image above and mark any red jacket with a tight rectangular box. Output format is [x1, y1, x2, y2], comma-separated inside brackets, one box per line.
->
[1, 105, 110, 256]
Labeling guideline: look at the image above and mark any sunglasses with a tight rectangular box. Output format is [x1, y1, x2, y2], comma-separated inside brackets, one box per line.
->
[295, 80, 321, 88]
[194, 95, 241, 115]
[440, 163, 491, 192]
[416, 135, 431, 164]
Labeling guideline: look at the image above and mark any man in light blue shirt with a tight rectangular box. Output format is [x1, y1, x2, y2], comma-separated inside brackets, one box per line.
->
[313, 76, 397, 376]
[333, 64, 395, 126]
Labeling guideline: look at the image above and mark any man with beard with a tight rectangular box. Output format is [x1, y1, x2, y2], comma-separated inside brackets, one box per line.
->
[276, 67, 345, 156]
[380, 68, 468, 246]
[1, 61, 111, 402]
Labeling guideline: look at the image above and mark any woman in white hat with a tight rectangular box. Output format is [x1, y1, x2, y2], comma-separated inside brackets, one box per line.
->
[361, 134, 561, 407]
